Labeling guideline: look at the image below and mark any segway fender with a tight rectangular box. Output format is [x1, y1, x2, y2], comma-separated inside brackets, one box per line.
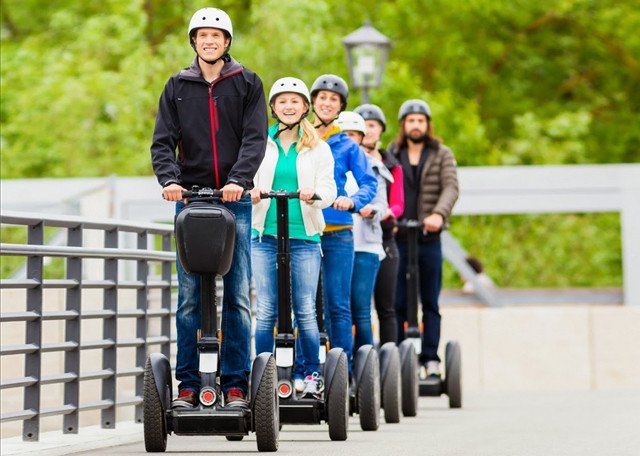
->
[398, 339, 415, 364]
[250, 352, 273, 410]
[378, 342, 396, 386]
[149, 352, 172, 411]
[353, 345, 373, 387]
[323, 347, 344, 394]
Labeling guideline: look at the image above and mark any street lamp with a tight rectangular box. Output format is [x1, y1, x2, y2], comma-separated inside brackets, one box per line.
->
[342, 20, 392, 104]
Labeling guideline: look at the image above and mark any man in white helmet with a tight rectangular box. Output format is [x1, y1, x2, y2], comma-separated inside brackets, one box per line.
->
[150, 7, 268, 409]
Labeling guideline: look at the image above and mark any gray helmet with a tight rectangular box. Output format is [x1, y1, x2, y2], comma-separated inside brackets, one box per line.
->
[398, 99, 431, 121]
[355, 104, 387, 132]
[310, 74, 349, 111]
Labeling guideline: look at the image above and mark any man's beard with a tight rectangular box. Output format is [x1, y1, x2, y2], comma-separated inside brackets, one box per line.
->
[407, 131, 428, 144]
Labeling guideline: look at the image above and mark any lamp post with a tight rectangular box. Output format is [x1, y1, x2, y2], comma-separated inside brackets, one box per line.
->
[342, 20, 392, 104]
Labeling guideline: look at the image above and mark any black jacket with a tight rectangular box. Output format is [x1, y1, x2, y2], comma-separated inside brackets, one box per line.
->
[151, 57, 268, 190]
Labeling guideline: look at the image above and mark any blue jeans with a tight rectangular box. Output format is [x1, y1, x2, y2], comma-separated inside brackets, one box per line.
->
[351, 251, 380, 353]
[320, 229, 355, 376]
[175, 197, 252, 394]
[395, 239, 442, 363]
[252, 236, 322, 377]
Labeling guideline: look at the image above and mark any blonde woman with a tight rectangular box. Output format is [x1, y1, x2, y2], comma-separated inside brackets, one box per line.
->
[250, 77, 336, 397]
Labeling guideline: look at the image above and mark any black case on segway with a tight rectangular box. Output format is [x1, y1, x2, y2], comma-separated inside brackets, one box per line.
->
[175, 202, 236, 275]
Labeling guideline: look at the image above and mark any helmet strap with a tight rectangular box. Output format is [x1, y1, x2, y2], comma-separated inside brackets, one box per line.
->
[198, 50, 231, 66]
[272, 110, 308, 139]
[312, 110, 338, 129]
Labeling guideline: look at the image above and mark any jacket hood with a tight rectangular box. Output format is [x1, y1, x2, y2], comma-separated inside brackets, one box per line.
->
[367, 154, 394, 183]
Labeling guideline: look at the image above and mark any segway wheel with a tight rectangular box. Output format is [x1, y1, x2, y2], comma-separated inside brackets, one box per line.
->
[143, 357, 167, 452]
[399, 340, 418, 417]
[357, 348, 381, 431]
[445, 341, 462, 409]
[327, 350, 349, 441]
[253, 355, 279, 452]
[381, 346, 401, 424]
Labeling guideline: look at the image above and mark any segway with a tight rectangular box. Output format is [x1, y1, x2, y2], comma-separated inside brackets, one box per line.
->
[143, 187, 279, 452]
[350, 211, 401, 425]
[377, 341, 402, 423]
[400, 219, 462, 409]
[315, 210, 382, 431]
[261, 191, 349, 441]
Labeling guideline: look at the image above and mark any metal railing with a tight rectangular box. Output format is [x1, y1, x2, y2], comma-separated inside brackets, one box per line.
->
[0, 212, 176, 441]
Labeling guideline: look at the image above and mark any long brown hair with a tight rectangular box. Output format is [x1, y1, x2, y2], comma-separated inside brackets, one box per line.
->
[393, 118, 441, 150]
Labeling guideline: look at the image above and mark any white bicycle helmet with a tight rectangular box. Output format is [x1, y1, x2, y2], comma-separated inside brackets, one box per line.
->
[188, 8, 233, 49]
[336, 111, 366, 135]
[268, 77, 311, 105]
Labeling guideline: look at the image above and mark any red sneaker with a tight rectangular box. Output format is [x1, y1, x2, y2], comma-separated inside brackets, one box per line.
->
[171, 388, 197, 408]
[225, 388, 248, 409]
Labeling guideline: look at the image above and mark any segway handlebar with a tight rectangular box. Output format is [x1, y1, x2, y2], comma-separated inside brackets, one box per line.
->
[259, 191, 321, 200]
[348, 206, 378, 218]
[182, 186, 249, 200]
[396, 219, 422, 229]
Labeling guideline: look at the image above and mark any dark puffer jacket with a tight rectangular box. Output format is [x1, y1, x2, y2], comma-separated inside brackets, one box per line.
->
[395, 142, 459, 226]
[150, 57, 268, 190]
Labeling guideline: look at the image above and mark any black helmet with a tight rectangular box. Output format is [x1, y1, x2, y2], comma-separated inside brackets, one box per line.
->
[398, 99, 432, 121]
[310, 74, 349, 111]
[354, 104, 387, 132]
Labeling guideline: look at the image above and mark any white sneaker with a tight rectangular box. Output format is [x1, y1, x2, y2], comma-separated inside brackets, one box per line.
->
[426, 361, 441, 377]
[302, 372, 324, 398]
[294, 378, 305, 393]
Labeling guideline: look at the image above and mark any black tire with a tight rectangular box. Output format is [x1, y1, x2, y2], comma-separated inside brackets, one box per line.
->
[327, 352, 349, 441]
[358, 349, 381, 431]
[382, 348, 401, 424]
[399, 341, 418, 417]
[143, 357, 167, 453]
[254, 355, 279, 452]
[226, 435, 244, 441]
[445, 341, 462, 409]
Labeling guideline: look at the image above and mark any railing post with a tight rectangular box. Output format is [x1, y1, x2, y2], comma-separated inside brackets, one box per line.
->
[23, 222, 43, 441]
[161, 233, 172, 359]
[135, 231, 149, 423]
[101, 228, 118, 428]
[63, 224, 82, 433]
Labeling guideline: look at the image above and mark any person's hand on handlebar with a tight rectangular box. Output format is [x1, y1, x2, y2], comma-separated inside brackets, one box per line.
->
[298, 187, 315, 203]
[221, 182, 244, 202]
[358, 204, 375, 219]
[250, 187, 266, 204]
[423, 213, 444, 232]
[333, 196, 354, 211]
[163, 183, 187, 202]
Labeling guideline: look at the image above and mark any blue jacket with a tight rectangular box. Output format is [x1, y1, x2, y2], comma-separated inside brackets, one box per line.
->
[322, 131, 378, 226]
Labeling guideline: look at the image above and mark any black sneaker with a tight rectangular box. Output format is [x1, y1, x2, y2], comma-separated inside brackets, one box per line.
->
[172, 389, 198, 408]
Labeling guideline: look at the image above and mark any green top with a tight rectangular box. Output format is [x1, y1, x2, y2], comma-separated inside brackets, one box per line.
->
[253, 125, 320, 242]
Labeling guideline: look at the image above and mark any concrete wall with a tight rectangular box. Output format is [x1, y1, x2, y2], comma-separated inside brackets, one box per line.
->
[440, 305, 640, 392]
[2, 287, 639, 438]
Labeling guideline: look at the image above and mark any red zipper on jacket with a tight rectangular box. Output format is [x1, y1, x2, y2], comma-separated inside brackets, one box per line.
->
[207, 69, 242, 189]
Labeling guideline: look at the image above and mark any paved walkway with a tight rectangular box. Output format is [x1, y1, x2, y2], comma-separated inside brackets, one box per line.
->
[3, 391, 639, 456]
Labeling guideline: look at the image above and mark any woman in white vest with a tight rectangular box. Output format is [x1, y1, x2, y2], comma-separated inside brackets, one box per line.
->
[250, 77, 336, 397]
